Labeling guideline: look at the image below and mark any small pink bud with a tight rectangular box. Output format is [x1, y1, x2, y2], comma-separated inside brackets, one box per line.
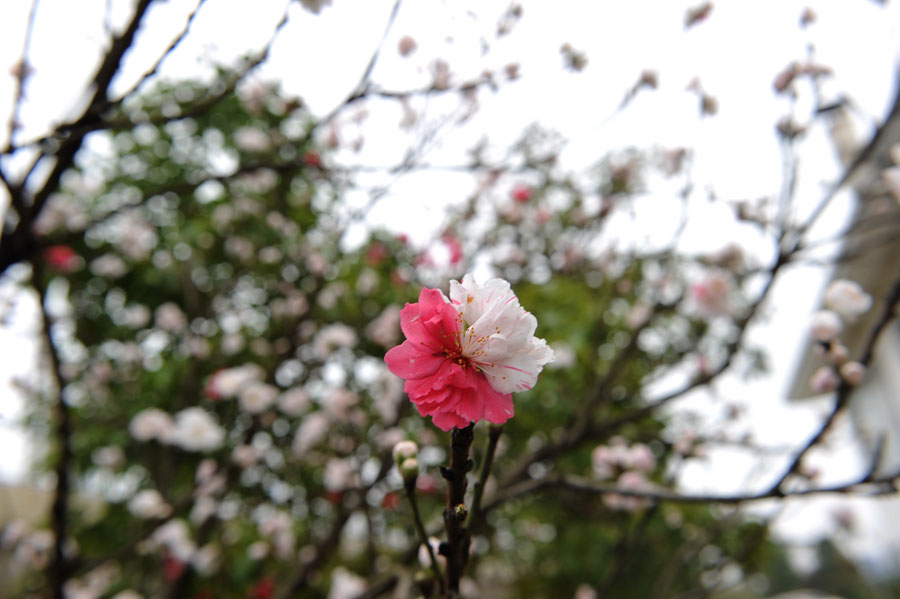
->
[398, 36, 417, 57]
[809, 366, 839, 393]
[809, 310, 842, 342]
[839, 361, 866, 386]
[826, 342, 849, 365]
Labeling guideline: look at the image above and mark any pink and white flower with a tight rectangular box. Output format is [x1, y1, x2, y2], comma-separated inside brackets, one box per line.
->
[384, 274, 553, 431]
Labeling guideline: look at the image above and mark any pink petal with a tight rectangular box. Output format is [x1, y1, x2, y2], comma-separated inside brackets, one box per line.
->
[474, 375, 515, 424]
[431, 409, 470, 431]
[385, 341, 443, 379]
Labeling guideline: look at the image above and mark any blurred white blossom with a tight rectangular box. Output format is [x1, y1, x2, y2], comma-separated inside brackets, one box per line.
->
[170, 408, 225, 452]
[129, 408, 174, 443]
[824, 279, 873, 321]
[128, 489, 171, 519]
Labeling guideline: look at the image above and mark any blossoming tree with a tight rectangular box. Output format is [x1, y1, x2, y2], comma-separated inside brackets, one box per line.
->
[1, 2, 900, 599]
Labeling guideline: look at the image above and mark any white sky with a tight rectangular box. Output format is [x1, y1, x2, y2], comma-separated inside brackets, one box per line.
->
[1, 0, 900, 574]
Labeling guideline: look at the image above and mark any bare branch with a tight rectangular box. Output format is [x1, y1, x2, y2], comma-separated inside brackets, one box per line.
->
[110, 0, 209, 105]
[5, 0, 40, 149]
[484, 468, 900, 512]
[768, 272, 900, 493]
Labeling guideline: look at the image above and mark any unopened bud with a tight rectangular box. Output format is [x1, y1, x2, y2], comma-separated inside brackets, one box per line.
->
[826, 342, 849, 365]
[399, 457, 419, 480]
[839, 361, 866, 386]
[809, 366, 839, 393]
[454, 503, 468, 520]
[393, 440, 418, 464]
[810, 310, 842, 342]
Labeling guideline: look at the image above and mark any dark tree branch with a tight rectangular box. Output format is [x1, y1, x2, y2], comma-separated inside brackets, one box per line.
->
[15, 0, 156, 264]
[768, 272, 900, 493]
[440, 424, 474, 598]
[484, 467, 900, 512]
[4, 0, 40, 150]
[111, 0, 209, 105]
[30, 261, 73, 599]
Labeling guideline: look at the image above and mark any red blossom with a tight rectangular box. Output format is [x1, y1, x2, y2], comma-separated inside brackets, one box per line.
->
[204, 368, 225, 400]
[416, 474, 439, 494]
[511, 185, 532, 203]
[381, 492, 402, 510]
[249, 577, 275, 599]
[365, 242, 390, 266]
[324, 490, 344, 505]
[303, 151, 321, 168]
[44, 245, 79, 272]
[442, 234, 463, 265]
[163, 556, 185, 581]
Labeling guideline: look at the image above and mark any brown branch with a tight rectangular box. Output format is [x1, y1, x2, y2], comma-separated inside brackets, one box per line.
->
[30, 261, 73, 599]
[17, 0, 155, 262]
[110, 0, 208, 105]
[484, 467, 900, 512]
[404, 474, 444, 594]
[795, 75, 900, 240]
[439, 424, 474, 599]
[4, 0, 40, 149]
[767, 272, 900, 493]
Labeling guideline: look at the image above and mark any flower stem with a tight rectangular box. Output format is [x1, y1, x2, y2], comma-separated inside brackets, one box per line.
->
[441, 423, 474, 597]
[404, 477, 444, 595]
[468, 424, 502, 536]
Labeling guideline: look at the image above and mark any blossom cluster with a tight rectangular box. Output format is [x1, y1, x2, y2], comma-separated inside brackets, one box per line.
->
[592, 438, 657, 512]
[807, 279, 873, 393]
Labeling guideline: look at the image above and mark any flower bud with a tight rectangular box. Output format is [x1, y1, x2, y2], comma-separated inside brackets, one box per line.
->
[826, 342, 849, 365]
[839, 361, 866, 386]
[809, 366, 839, 393]
[809, 310, 842, 342]
[393, 440, 419, 464]
[454, 503, 468, 520]
[825, 279, 872, 321]
[399, 457, 419, 480]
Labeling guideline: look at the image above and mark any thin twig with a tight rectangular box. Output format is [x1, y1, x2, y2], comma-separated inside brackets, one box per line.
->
[467, 424, 502, 536]
[5, 0, 40, 150]
[111, 0, 208, 104]
[404, 477, 444, 593]
[484, 468, 900, 512]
